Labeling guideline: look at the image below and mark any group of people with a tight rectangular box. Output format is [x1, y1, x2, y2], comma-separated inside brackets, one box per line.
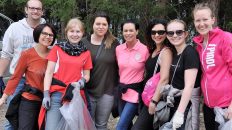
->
[0, 0, 231, 130]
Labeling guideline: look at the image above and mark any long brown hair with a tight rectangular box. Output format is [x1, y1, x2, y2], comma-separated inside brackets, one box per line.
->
[92, 11, 116, 49]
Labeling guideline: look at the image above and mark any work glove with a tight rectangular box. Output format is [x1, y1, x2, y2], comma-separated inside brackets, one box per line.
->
[0, 77, 5, 98]
[71, 78, 86, 89]
[172, 111, 184, 130]
[42, 90, 51, 110]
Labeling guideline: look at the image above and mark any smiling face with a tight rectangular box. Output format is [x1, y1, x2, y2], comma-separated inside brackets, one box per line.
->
[151, 24, 166, 46]
[122, 23, 138, 43]
[25, 0, 43, 21]
[66, 24, 84, 44]
[166, 21, 188, 47]
[93, 17, 108, 37]
[193, 8, 215, 36]
[39, 26, 54, 47]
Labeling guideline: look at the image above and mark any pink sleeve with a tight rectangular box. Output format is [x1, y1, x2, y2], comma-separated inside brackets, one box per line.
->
[221, 32, 232, 73]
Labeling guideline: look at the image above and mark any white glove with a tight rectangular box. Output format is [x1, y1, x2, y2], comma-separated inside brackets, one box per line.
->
[172, 111, 184, 129]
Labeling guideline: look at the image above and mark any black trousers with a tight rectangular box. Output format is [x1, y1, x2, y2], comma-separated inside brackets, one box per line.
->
[132, 105, 156, 130]
[203, 104, 219, 130]
[18, 97, 41, 130]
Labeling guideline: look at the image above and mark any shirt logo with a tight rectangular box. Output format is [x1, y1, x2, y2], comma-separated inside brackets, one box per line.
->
[206, 44, 216, 69]
[135, 52, 141, 61]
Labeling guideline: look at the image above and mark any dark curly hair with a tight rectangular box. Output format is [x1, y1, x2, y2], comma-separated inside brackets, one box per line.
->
[146, 19, 175, 54]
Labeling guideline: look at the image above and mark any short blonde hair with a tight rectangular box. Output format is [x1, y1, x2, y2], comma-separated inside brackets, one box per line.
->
[192, 3, 214, 18]
[65, 18, 85, 36]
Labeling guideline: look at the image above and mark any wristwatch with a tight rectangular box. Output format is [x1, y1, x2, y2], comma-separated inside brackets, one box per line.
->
[151, 99, 158, 105]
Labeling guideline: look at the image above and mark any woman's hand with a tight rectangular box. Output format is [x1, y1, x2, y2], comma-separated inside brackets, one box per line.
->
[148, 101, 156, 115]
[225, 101, 232, 119]
[0, 94, 7, 107]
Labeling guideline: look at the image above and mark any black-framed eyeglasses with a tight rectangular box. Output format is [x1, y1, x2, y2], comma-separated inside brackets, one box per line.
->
[41, 32, 54, 38]
[151, 30, 166, 35]
[166, 30, 185, 37]
[27, 6, 42, 11]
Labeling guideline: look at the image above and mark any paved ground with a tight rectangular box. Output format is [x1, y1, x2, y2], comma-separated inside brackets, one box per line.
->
[0, 104, 7, 129]
[0, 105, 205, 130]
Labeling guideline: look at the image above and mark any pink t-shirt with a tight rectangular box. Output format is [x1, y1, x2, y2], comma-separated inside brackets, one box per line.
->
[116, 40, 149, 103]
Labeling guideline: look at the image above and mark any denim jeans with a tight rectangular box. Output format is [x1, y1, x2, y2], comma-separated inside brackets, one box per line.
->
[45, 92, 62, 130]
[116, 100, 138, 130]
[5, 78, 25, 130]
[89, 94, 114, 130]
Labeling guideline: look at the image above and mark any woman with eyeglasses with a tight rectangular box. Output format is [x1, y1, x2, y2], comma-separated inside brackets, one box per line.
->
[193, 3, 232, 130]
[166, 19, 201, 130]
[40, 18, 92, 130]
[0, 23, 56, 130]
[131, 19, 174, 130]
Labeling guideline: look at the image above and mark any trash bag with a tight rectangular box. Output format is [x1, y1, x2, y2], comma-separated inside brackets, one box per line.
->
[159, 121, 173, 130]
[57, 87, 96, 130]
[214, 107, 232, 130]
[56, 117, 71, 130]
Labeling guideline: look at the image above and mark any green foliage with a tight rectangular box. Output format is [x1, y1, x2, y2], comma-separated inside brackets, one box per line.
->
[43, 0, 78, 23]
[1, 0, 231, 40]
[86, 0, 170, 42]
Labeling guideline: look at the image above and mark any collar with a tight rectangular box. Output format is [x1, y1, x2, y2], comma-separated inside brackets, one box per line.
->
[193, 27, 221, 45]
[122, 39, 141, 51]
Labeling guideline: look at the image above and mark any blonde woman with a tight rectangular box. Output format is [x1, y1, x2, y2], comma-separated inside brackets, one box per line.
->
[40, 18, 92, 130]
[166, 19, 201, 130]
[193, 3, 232, 130]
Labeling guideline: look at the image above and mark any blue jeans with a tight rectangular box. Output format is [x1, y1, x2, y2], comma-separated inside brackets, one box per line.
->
[116, 100, 138, 130]
[45, 92, 62, 130]
[5, 78, 25, 130]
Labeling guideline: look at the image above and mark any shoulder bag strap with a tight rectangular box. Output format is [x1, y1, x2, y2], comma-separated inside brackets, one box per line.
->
[152, 47, 168, 75]
[94, 36, 106, 64]
[170, 45, 189, 85]
[152, 53, 161, 75]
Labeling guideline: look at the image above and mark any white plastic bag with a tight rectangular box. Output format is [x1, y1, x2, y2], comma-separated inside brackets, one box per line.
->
[57, 87, 96, 130]
[56, 117, 71, 130]
[214, 107, 232, 130]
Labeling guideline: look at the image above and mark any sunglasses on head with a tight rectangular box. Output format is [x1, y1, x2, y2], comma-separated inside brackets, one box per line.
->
[151, 30, 166, 35]
[166, 30, 185, 37]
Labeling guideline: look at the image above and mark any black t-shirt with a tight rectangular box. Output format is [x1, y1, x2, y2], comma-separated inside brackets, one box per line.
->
[170, 45, 201, 90]
[170, 45, 201, 108]
[144, 54, 160, 83]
